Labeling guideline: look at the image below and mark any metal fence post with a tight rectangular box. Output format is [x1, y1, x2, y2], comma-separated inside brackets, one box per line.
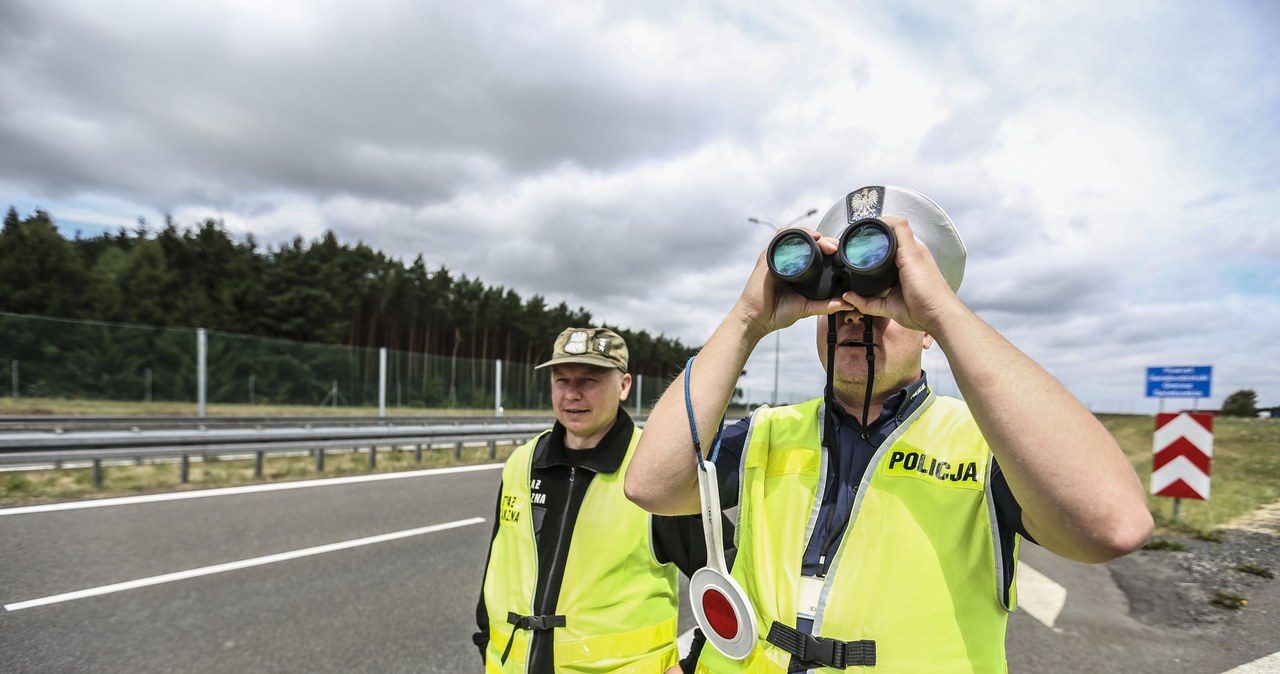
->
[378, 348, 387, 418]
[495, 359, 503, 416]
[181, 454, 189, 483]
[197, 328, 207, 418]
[92, 459, 103, 489]
[11, 359, 17, 400]
[370, 444, 377, 469]
[415, 443, 423, 463]
[255, 451, 264, 478]
[316, 448, 325, 473]
[635, 374, 642, 415]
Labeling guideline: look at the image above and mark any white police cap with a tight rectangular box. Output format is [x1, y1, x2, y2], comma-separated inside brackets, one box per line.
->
[815, 185, 967, 293]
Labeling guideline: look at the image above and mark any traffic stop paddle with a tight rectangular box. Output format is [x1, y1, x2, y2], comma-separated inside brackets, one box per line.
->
[689, 461, 757, 660]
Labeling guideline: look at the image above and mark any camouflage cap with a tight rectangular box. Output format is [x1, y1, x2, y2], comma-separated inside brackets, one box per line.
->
[535, 327, 629, 372]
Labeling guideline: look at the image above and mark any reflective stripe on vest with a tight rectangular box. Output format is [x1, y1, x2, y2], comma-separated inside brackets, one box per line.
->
[698, 395, 1016, 673]
[482, 428, 680, 673]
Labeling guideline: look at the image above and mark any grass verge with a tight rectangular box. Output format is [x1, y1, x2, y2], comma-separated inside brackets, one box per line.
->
[1098, 413, 1280, 536]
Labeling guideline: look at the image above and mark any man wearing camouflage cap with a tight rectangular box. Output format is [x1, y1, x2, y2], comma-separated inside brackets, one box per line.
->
[474, 327, 704, 673]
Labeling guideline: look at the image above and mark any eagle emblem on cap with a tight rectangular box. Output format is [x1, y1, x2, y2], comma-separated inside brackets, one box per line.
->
[848, 187, 882, 221]
[564, 331, 589, 354]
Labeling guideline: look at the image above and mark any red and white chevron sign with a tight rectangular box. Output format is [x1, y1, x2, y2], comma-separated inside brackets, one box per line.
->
[1151, 412, 1213, 500]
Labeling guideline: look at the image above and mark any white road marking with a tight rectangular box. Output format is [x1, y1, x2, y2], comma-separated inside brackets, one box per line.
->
[1221, 651, 1280, 673]
[1018, 562, 1067, 629]
[4, 517, 486, 612]
[0, 463, 504, 517]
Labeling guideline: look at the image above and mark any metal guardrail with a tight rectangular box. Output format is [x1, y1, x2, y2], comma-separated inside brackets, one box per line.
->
[0, 422, 549, 488]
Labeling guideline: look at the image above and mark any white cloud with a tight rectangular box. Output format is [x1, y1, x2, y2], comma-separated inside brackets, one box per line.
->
[1, 0, 1277, 412]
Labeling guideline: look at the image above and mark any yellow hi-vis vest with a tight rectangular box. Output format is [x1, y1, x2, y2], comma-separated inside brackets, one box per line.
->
[483, 428, 680, 674]
[697, 395, 1018, 674]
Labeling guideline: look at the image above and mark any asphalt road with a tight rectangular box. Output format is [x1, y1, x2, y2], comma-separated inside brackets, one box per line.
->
[1009, 544, 1153, 673]
[1, 466, 502, 673]
[2, 468, 1277, 673]
[1010, 544, 1280, 674]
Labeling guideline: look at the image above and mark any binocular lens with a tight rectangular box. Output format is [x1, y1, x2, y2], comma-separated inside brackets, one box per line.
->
[769, 231, 816, 279]
[842, 222, 893, 270]
[765, 218, 898, 299]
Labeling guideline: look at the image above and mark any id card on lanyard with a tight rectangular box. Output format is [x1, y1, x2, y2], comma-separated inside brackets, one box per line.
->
[797, 575, 825, 621]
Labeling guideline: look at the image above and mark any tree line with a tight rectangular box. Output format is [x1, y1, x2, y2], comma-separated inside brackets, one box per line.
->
[0, 207, 699, 405]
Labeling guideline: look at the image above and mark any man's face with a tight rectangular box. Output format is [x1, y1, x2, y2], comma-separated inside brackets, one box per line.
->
[551, 363, 632, 449]
[816, 311, 931, 404]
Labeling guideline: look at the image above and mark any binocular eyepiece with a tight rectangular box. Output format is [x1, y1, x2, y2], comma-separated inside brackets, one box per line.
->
[766, 218, 899, 300]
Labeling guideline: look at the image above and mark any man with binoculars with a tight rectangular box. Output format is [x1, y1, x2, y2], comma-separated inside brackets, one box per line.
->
[625, 186, 1153, 673]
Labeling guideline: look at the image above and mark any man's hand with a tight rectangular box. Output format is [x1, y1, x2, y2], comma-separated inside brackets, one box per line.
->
[837, 216, 963, 335]
[733, 228, 853, 340]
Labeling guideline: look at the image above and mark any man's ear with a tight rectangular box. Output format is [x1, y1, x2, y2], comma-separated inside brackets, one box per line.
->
[922, 333, 935, 350]
[619, 372, 633, 400]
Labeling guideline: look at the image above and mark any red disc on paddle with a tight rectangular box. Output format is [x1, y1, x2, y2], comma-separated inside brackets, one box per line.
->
[701, 587, 739, 639]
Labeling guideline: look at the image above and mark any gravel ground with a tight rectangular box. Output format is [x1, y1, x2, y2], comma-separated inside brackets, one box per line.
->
[1109, 503, 1280, 632]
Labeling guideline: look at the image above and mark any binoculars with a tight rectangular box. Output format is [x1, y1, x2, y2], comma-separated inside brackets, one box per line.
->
[766, 218, 899, 300]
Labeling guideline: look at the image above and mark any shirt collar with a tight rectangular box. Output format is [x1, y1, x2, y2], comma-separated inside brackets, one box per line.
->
[533, 408, 634, 474]
[831, 372, 930, 430]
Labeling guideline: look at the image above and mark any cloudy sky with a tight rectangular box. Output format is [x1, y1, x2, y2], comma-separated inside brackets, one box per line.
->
[2, 0, 1277, 414]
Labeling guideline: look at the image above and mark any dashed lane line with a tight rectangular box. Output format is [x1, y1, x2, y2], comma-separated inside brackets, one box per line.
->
[1017, 562, 1067, 629]
[1221, 652, 1280, 673]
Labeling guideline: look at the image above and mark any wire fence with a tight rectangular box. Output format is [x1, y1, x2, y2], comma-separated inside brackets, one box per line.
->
[2, 312, 560, 412]
[2, 311, 850, 415]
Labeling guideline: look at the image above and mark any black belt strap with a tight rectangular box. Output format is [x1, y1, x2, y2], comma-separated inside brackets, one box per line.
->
[499, 611, 567, 664]
[767, 621, 876, 669]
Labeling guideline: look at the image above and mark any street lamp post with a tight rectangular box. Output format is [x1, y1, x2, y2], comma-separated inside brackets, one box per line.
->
[747, 208, 818, 406]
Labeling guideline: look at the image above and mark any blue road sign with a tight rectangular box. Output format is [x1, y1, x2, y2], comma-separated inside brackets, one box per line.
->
[1146, 366, 1212, 398]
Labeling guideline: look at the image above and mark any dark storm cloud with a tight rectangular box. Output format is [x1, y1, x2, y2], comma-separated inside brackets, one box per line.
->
[0, 1, 742, 208]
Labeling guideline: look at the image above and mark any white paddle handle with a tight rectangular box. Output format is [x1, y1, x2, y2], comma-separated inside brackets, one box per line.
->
[697, 462, 730, 575]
